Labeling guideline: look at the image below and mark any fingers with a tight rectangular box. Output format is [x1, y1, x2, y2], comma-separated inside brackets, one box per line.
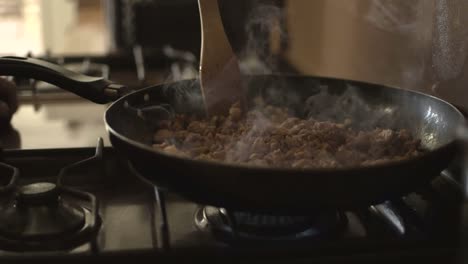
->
[0, 100, 12, 125]
[0, 77, 18, 125]
[0, 101, 11, 119]
[0, 77, 18, 114]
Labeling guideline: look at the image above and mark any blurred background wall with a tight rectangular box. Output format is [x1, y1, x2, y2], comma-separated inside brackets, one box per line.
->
[0, 0, 466, 106]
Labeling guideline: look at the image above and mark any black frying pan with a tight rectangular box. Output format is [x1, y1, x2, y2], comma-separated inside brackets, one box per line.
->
[0, 56, 465, 214]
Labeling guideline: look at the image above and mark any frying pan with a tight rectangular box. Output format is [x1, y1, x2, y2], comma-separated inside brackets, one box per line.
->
[0, 56, 465, 214]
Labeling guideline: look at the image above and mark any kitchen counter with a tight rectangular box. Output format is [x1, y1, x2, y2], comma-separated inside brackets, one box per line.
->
[2, 98, 109, 150]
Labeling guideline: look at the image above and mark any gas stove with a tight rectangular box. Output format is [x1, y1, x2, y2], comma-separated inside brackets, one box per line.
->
[0, 53, 466, 263]
[0, 138, 464, 263]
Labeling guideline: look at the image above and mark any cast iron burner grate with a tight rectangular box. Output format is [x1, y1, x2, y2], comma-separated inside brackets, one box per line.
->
[0, 140, 103, 251]
[194, 206, 348, 244]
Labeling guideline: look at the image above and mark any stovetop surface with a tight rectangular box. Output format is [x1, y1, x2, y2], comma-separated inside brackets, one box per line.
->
[3, 100, 110, 150]
[0, 54, 466, 263]
[0, 142, 464, 263]
[0, 146, 156, 254]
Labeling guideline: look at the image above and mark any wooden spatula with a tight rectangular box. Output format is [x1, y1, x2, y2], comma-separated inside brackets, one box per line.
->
[198, 0, 245, 117]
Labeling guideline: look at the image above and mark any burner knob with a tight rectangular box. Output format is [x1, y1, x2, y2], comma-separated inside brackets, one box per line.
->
[18, 182, 59, 205]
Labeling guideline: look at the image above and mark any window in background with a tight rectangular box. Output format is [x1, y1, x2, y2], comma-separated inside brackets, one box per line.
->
[0, 0, 43, 56]
[0, 0, 110, 57]
[40, 0, 110, 56]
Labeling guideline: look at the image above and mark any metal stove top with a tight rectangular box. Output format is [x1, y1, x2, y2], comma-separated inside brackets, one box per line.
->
[0, 141, 156, 257]
[0, 52, 465, 263]
[0, 139, 464, 263]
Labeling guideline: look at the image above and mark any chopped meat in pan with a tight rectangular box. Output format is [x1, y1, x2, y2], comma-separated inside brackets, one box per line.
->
[152, 101, 424, 169]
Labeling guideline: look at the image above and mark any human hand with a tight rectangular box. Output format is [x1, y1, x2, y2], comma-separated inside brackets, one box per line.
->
[0, 78, 18, 126]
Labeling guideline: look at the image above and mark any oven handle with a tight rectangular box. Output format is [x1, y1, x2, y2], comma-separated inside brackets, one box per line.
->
[0, 56, 127, 104]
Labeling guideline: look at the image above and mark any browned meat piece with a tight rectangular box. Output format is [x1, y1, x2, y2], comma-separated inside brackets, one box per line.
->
[250, 159, 268, 167]
[162, 145, 186, 157]
[335, 147, 354, 164]
[269, 141, 279, 151]
[187, 121, 207, 134]
[249, 153, 260, 160]
[313, 158, 338, 168]
[229, 102, 242, 121]
[184, 133, 203, 145]
[172, 115, 185, 130]
[189, 146, 209, 156]
[279, 117, 300, 129]
[151, 99, 425, 169]
[292, 159, 310, 168]
[212, 150, 226, 160]
[174, 130, 189, 140]
[374, 129, 395, 144]
[347, 131, 370, 151]
[196, 154, 213, 161]
[153, 129, 173, 143]
[252, 138, 268, 154]
[336, 147, 367, 166]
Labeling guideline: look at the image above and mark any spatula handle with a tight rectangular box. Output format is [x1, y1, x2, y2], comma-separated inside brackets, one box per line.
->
[198, 0, 245, 116]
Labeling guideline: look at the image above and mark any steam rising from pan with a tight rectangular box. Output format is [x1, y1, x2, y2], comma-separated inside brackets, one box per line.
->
[432, 0, 468, 81]
[151, 2, 439, 142]
[239, 2, 285, 75]
[155, 2, 413, 129]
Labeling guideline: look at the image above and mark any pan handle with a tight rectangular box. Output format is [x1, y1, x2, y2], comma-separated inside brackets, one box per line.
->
[0, 56, 126, 104]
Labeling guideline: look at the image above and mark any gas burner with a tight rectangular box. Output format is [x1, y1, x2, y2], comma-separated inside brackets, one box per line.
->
[0, 183, 98, 251]
[194, 206, 348, 244]
[0, 139, 104, 251]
